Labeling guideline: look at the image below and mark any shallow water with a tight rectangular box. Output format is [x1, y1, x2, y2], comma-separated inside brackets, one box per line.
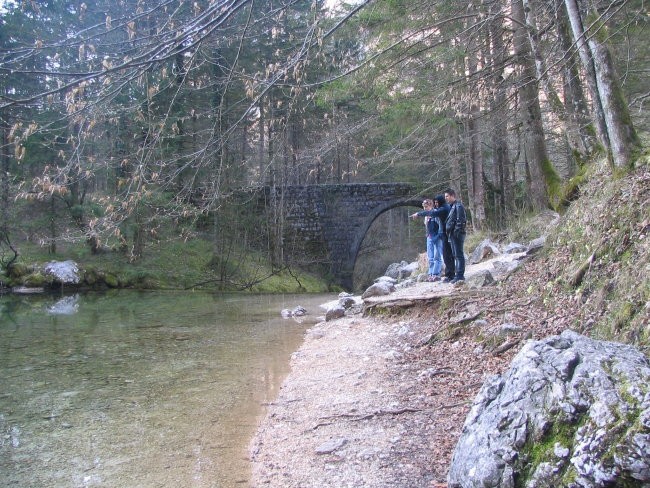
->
[0, 290, 331, 487]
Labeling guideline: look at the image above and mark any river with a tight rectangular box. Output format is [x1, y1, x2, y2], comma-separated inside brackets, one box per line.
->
[0, 290, 334, 487]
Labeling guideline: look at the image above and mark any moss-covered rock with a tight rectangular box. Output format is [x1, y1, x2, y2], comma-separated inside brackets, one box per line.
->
[103, 273, 119, 288]
[83, 267, 100, 286]
[21, 272, 48, 287]
[7, 262, 30, 279]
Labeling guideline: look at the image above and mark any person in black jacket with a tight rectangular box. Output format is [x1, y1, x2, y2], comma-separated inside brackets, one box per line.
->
[444, 188, 467, 283]
[411, 195, 455, 281]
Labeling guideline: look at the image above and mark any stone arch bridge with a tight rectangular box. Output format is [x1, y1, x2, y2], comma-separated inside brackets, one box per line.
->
[257, 183, 422, 290]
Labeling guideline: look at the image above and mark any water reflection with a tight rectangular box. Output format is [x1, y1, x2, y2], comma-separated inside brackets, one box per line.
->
[46, 295, 80, 315]
[0, 290, 331, 487]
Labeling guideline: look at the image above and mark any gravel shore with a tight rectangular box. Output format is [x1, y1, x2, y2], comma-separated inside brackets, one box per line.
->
[248, 252, 558, 487]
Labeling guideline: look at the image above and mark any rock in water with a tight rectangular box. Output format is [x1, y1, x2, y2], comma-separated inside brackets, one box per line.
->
[292, 306, 307, 316]
[44, 260, 80, 284]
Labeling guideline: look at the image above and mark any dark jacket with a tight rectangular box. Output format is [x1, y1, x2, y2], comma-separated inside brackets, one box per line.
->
[416, 196, 451, 237]
[445, 200, 467, 236]
[424, 214, 441, 237]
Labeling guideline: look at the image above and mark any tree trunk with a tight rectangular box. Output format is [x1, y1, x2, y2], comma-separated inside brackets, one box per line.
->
[464, 117, 475, 215]
[0, 106, 18, 266]
[0, 110, 9, 241]
[487, 5, 511, 226]
[258, 97, 266, 185]
[586, 24, 641, 167]
[523, 0, 591, 173]
[334, 102, 342, 183]
[267, 92, 275, 187]
[465, 35, 486, 231]
[555, 0, 596, 167]
[449, 123, 464, 195]
[467, 114, 485, 230]
[132, 206, 144, 260]
[511, 0, 551, 210]
[564, 0, 611, 158]
[49, 197, 57, 254]
[290, 116, 300, 185]
[449, 44, 466, 195]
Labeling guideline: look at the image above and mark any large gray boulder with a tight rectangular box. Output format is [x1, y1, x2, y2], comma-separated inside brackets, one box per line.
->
[448, 330, 650, 488]
[503, 242, 527, 254]
[43, 260, 80, 284]
[384, 261, 417, 280]
[466, 269, 495, 288]
[384, 261, 410, 279]
[325, 305, 345, 322]
[361, 281, 395, 299]
[526, 236, 546, 255]
[470, 239, 501, 264]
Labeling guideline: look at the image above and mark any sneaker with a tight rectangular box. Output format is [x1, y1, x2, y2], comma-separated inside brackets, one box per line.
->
[450, 277, 465, 284]
[442, 277, 453, 283]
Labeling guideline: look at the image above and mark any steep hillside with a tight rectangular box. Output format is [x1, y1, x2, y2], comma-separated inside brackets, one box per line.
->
[540, 156, 650, 348]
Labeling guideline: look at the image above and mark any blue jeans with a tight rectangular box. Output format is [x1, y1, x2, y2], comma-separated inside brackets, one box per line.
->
[449, 232, 466, 279]
[427, 236, 443, 276]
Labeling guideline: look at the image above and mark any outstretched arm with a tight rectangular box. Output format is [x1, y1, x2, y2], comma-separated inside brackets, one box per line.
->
[410, 209, 434, 219]
[412, 207, 447, 219]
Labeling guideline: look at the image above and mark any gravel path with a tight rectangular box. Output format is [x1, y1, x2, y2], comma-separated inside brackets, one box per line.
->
[249, 313, 447, 487]
[249, 252, 533, 487]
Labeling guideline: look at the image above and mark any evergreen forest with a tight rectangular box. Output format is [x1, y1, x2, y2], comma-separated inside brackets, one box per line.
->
[1, 0, 648, 292]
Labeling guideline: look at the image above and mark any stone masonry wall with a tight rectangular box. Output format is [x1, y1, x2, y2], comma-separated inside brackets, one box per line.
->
[261, 183, 416, 289]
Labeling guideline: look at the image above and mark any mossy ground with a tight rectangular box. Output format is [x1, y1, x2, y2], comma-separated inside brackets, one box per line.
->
[1, 234, 333, 293]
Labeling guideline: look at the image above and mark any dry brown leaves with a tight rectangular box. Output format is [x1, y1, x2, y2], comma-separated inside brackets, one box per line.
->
[390, 254, 577, 482]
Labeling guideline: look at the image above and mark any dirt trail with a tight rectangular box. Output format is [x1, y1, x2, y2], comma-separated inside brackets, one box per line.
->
[249, 252, 545, 487]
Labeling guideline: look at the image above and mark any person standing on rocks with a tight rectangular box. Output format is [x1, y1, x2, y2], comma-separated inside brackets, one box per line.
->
[434, 195, 455, 282]
[410, 196, 452, 282]
[444, 188, 467, 283]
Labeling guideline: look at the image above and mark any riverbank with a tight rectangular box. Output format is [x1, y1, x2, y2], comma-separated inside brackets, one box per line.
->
[0, 237, 332, 294]
[249, 250, 569, 487]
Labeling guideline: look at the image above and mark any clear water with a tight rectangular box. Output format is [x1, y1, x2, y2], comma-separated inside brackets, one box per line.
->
[0, 290, 332, 487]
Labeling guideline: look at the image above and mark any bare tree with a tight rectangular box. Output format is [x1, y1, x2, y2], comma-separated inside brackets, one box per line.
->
[511, 0, 551, 210]
[487, 2, 513, 224]
[564, 0, 641, 167]
[554, 0, 597, 167]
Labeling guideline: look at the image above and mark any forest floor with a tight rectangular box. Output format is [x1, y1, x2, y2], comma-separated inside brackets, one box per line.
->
[248, 250, 574, 487]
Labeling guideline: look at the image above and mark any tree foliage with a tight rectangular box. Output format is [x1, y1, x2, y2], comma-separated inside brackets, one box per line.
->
[0, 0, 647, 276]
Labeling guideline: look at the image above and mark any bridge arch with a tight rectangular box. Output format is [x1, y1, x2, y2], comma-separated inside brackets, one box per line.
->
[263, 183, 423, 290]
[343, 198, 424, 289]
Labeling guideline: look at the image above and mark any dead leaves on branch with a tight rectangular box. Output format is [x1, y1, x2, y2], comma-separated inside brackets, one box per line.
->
[7, 122, 38, 162]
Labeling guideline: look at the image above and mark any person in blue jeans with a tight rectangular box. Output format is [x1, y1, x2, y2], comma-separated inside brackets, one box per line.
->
[444, 188, 467, 283]
[410, 197, 445, 281]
